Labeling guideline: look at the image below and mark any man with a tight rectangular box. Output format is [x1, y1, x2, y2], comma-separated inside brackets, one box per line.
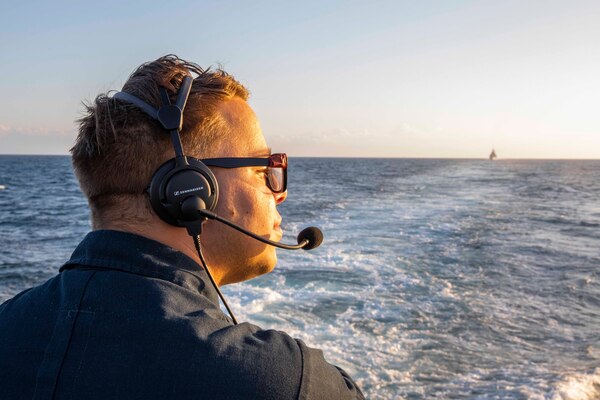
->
[0, 55, 364, 399]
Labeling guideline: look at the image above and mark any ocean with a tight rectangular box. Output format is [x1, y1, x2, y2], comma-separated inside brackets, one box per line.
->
[1, 155, 599, 399]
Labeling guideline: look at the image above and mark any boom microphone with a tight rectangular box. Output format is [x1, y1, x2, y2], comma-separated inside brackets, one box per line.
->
[296, 227, 323, 250]
[187, 204, 323, 326]
[194, 208, 323, 250]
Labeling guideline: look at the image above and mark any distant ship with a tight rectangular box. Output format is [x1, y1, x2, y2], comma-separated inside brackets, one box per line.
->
[489, 149, 497, 160]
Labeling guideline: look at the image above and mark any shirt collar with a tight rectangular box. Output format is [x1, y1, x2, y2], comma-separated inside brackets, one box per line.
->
[60, 229, 220, 306]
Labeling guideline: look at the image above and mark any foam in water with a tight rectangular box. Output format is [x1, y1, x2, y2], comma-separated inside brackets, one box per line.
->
[552, 369, 600, 400]
[2, 156, 600, 399]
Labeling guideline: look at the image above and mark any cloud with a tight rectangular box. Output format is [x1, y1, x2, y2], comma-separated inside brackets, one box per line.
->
[0, 124, 74, 137]
[0, 125, 76, 154]
[267, 126, 408, 157]
[265, 121, 467, 157]
[270, 126, 379, 145]
[284, 122, 427, 145]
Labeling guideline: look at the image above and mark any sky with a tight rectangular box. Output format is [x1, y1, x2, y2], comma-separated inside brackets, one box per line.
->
[0, 0, 599, 158]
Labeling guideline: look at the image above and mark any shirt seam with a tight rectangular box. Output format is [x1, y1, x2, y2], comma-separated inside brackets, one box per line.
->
[297, 340, 308, 400]
[31, 270, 97, 400]
[50, 270, 97, 399]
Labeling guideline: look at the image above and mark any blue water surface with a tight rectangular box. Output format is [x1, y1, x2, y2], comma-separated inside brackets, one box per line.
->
[1, 156, 599, 399]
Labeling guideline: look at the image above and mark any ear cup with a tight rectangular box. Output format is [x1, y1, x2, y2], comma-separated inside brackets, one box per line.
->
[148, 157, 218, 226]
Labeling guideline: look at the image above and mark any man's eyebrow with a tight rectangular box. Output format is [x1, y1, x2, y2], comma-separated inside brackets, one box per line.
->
[253, 147, 272, 157]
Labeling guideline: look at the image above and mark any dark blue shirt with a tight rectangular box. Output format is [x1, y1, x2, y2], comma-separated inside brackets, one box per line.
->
[0, 230, 364, 399]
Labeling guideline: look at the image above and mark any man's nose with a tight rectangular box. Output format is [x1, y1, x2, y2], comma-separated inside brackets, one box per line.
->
[274, 190, 287, 205]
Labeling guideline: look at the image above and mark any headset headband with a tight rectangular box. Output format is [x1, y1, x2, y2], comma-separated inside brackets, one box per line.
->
[114, 76, 194, 163]
[113, 76, 193, 131]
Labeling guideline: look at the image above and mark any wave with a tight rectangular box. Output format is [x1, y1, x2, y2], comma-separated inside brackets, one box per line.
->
[552, 369, 600, 400]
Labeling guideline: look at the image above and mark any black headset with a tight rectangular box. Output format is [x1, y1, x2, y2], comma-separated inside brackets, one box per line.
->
[113, 74, 322, 325]
[114, 76, 217, 236]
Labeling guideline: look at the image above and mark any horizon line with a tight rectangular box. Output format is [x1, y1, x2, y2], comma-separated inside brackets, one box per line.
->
[0, 153, 598, 161]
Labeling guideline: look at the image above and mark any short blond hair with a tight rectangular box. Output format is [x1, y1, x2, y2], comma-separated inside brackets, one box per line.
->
[71, 55, 249, 224]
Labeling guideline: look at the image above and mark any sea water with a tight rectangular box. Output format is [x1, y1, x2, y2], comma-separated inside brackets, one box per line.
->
[1, 155, 599, 399]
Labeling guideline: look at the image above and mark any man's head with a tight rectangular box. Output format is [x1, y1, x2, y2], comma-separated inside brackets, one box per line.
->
[71, 55, 287, 285]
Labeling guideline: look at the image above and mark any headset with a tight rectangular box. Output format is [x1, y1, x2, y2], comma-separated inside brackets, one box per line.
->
[115, 76, 216, 237]
[113, 75, 323, 324]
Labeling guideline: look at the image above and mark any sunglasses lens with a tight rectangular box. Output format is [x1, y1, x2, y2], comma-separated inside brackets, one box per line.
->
[267, 153, 287, 193]
[268, 167, 285, 193]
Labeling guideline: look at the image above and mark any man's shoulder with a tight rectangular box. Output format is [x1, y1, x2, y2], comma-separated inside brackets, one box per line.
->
[0, 268, 364, 399]
[200, 323, 305, 398]
[205, 323, 365, 399]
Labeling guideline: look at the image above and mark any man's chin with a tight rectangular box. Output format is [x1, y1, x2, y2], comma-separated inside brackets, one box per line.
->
[254, 252, 277, 277]
[221, 253, 277, 286]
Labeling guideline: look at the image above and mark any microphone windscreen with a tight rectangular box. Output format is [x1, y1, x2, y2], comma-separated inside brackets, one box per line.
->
[297, 227, 323, 250]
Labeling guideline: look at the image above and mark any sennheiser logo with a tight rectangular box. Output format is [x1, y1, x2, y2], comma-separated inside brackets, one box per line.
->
[173, 186, 204, 196]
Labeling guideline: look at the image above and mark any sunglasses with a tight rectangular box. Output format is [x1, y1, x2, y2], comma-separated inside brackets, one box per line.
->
[201, 153, 288, 194]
